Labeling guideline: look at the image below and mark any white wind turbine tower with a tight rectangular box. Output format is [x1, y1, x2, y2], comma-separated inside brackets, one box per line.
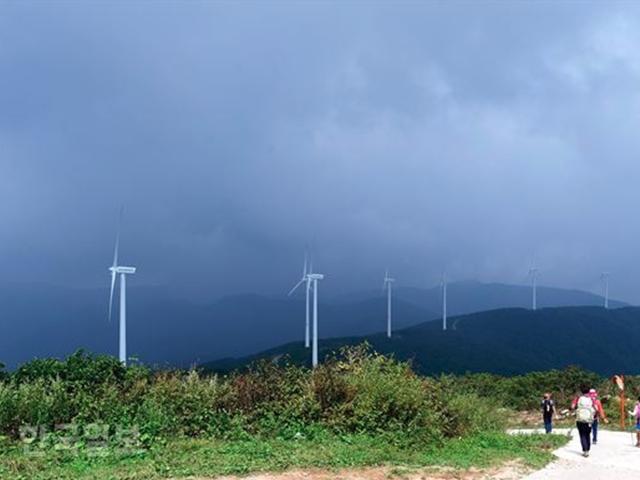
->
[528, 265, 539, 311]
[307, 264, 324, 368]
[441, 273, 448, 331]
[288, 253, 312, 348]
[601, 272, 610, 309]
[108, 209, 137, 365]
[383, 270, 395, 338]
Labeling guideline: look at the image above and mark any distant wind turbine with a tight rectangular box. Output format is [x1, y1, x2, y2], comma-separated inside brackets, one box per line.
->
[288, 253, 312, 348]
[108, 208, 136, 366]
[383, 270, 395, 338]
[528, 266, 539, 311]
[601, 272, 610, 309]
[441, 273, 448, 331]
[307, 265, 324, 368]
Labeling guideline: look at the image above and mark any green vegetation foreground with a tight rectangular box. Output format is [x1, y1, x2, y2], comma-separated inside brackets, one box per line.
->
[0, 347, 591, 479]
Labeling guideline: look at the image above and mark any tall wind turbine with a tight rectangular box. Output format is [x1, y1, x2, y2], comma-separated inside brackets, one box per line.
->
[601, 272, 610, 309]
[441, 273, 448, 331]
[528, 266, 539, 311]
[108, 209, 136, 366]
[383, 270, 395, 338]
[308, 265, 324, 368]
[288, 253, 312, 348]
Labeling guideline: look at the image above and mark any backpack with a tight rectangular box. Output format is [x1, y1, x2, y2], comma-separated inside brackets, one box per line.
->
[576, 396, 594, 423]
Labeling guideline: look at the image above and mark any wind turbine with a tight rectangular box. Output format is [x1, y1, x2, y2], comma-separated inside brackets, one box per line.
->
[308, 266, 324, 368]
[528, 266, 539, 311]
[108, 209, 136, 366]
[441, 273, 448, 331]
[601, 272, 610, 309]
[383, 270, 395, 338]
[288, 253, 312, 348]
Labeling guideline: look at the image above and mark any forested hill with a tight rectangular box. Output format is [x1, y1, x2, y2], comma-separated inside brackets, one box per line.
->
[202, 306, 640, 376]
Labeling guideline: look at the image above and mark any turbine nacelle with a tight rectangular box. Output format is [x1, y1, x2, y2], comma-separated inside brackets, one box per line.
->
[110, 266, 137, 275]
[308, 273, 324, 280]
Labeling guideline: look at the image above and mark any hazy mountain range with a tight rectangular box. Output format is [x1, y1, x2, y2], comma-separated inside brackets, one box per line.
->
[339, 281, 625, 316]
[0, 280, 625, 370]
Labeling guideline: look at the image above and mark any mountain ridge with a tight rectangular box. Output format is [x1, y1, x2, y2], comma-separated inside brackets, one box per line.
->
[201, 305, 640, 376]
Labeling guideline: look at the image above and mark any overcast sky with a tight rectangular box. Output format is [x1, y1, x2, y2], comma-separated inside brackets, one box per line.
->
[2, 1, 640, 302]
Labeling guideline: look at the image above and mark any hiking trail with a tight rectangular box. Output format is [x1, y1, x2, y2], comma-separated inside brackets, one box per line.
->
[511, 428, 640, 479]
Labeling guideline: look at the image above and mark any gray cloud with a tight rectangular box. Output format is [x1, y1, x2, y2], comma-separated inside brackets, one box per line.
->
[1, 1, 640, 302]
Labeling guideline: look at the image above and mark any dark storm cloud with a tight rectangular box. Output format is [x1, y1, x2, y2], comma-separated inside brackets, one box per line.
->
[2, 1, 640, 301]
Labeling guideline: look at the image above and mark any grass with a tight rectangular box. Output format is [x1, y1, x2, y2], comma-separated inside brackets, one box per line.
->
[0, 432, 568, 480]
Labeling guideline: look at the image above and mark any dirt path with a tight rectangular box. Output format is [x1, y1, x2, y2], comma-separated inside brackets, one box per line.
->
[513, 428, 640, 480]
[191, 462, 530, 480]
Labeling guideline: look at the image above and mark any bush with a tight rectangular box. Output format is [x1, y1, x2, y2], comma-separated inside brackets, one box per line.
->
[13, 350, 128, 387]
[317, 347, 440, 441]
[137, 370, 233, 437]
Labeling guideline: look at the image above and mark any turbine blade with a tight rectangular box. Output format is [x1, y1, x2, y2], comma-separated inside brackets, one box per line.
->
[303, 253, 308, 277]
[108, 270, 116, 322]
[112, 206, 123, 268]
[108, 206, 123, 322]
[288, 279, 305, 296]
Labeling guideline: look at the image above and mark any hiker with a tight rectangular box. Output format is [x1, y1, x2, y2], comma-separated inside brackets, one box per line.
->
[629, 396, 640, 447]
[541, 392, 555, 433]
[572, 385, 596, 457]
[588, 389, 608, 444]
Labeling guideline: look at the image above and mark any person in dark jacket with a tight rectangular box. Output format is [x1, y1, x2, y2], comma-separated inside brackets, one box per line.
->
[541, 392, 555, 434]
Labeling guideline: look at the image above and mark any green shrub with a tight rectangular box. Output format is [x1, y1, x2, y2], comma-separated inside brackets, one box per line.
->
[13, 358, 65, 385]
[438, 392, 506, 437]
[11, 379, 74, 430]
[318, 348, 439, 440]
[131, 370, 242, 438]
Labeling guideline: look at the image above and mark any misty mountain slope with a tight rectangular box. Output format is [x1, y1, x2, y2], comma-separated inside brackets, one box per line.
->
[0, 283, 435, 369]
[0, 281, 626, 371]
[337, 281, 626, 316]
[201, 306, 640, 376]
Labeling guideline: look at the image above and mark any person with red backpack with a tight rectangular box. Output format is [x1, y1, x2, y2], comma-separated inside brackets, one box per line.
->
[572, 385, 596, 457]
